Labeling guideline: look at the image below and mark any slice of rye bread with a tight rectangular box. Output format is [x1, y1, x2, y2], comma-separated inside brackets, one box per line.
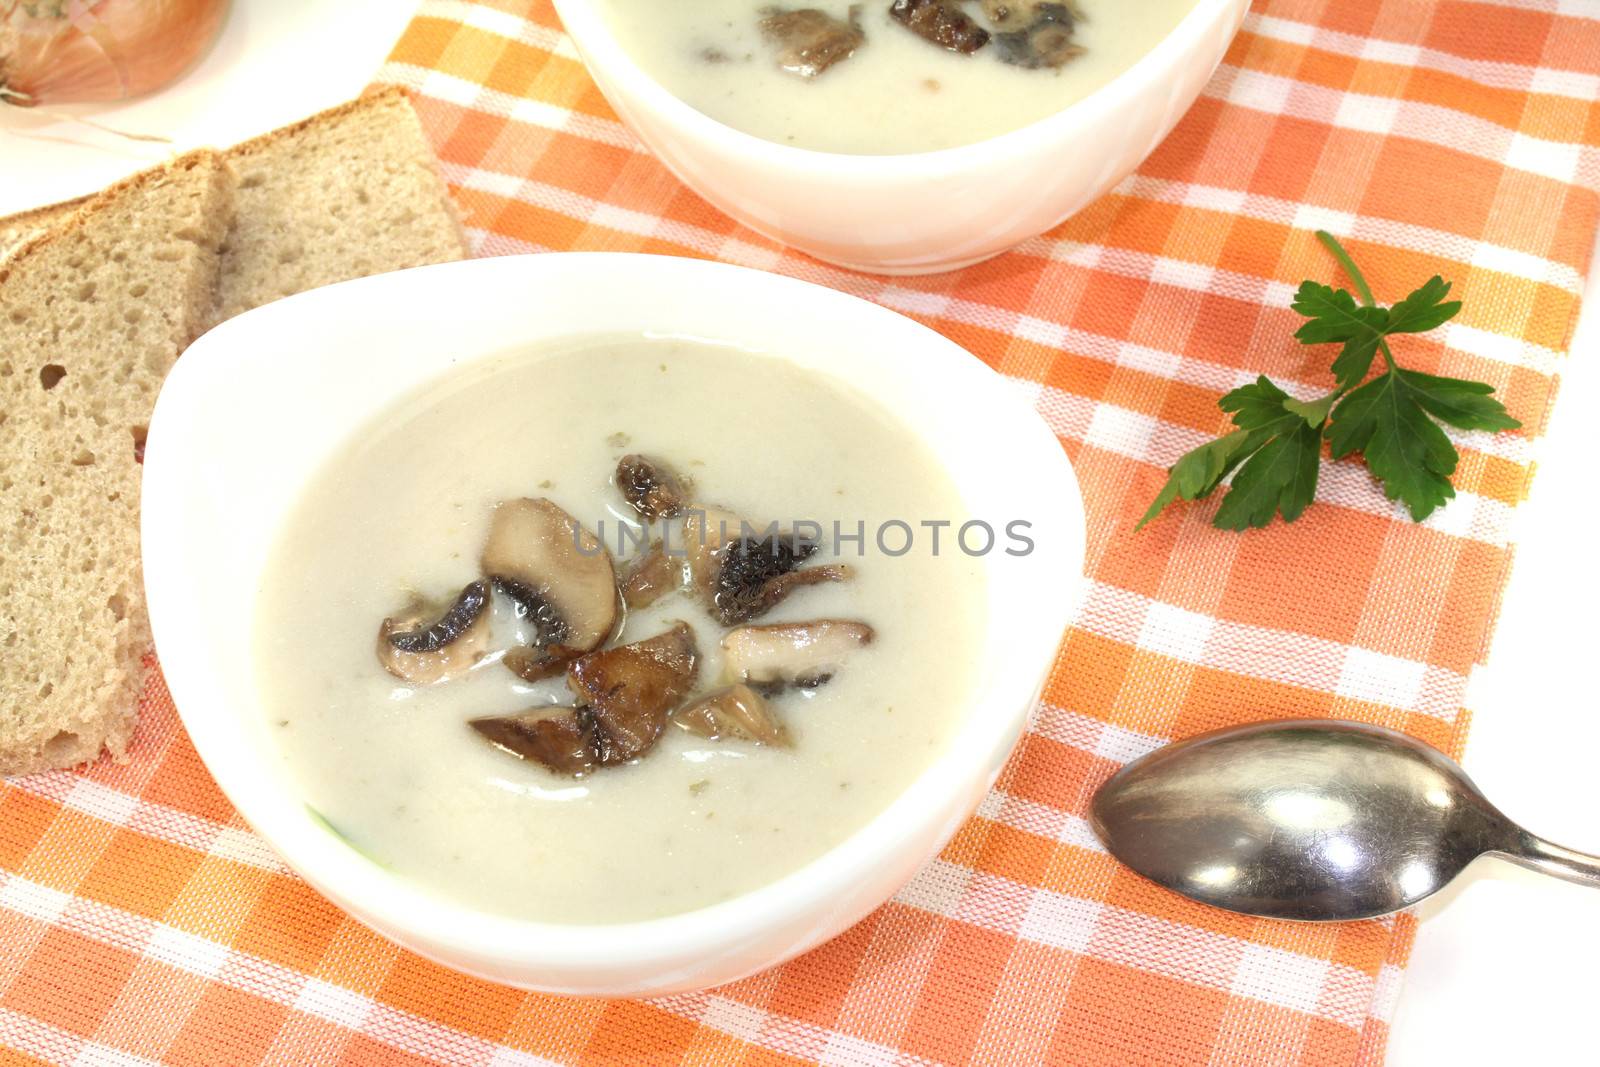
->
[0, 90, 466, 776]
[0, 197, 90, 262]
[0, 151, 235, 777]
[211, 85, 466, 325]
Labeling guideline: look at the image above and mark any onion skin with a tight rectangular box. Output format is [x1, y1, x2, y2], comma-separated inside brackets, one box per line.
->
[1, 0, 228, 106]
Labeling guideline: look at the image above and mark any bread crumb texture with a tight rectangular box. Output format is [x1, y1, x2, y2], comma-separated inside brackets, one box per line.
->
[213, 86, 467, 325]
[0, 152, 235, 776]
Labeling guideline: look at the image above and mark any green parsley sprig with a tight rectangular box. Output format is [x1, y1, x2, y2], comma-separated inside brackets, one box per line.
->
[1139, 231, 1521, 531]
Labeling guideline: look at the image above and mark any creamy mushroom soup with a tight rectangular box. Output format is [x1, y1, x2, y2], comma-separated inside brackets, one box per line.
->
[593, 0, 1200, 154]
[255, 336, 986, 923]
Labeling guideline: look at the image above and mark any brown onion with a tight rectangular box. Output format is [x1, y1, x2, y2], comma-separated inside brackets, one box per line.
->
[1, 0, 228, 107]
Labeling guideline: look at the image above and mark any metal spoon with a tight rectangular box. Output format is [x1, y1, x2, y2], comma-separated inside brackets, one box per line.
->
[1089, 719, 1600, 921]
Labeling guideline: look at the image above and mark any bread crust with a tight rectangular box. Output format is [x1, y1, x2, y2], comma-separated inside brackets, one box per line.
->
[0, 195, 91, 259]
[0, 150, 227, 283]
[227, 83, 410, 160]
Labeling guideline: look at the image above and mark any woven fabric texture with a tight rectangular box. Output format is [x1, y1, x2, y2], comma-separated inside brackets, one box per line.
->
[2, 1, 1598, 1064]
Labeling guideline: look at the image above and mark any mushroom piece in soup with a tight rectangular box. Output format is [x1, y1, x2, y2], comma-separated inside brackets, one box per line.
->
[759, 5, 866, 78]
[615, 453, 691, 522]
[672, 683, 792, 747]
[568, 623, 701, 766]
[376, 580, 493, 685]
[889, 0, 991, 55]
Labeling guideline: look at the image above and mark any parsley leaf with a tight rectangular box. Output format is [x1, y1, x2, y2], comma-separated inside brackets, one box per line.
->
[1211, 377, 1321, 529]
[1400, 368, 1521, 432]
[1384, 276, 1461, 337]
[1213, 419, 1323, 530]
[1289, 271, 1462, 393]
[1282, 392, 1336, 428]
[1135, 428, 1265, 530]
[1291, 281, 1390, 390]
[1327, 368, 1520, 521]
[1219, 375, 1302, 433]
[1138, 231, 1520, 532]
[1137, 377, 1316, 530]
[1326, 372, 1461, 521]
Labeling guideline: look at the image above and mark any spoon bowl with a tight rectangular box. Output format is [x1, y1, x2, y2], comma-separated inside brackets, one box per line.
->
[1090, 719, 1600, 922]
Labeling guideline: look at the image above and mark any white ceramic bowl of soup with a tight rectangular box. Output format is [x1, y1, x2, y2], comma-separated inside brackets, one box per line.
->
[142, 253, 1084, 996]
[552, 0, 1248, 274]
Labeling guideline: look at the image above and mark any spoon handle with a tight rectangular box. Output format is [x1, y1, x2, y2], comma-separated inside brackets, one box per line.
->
[1497, 832, 1600, 890]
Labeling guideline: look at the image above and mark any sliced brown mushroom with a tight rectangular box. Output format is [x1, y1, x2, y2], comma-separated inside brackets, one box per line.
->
[759, 5, 865, 78]
[503, 643, 586, 683]
[469, 706, 595, 776]
[889, 0, 990, 54]
[493, 578, 567, 647]
[992, 1, 1084, 68]
[376, 580, 492, 685]
[721, 620, 875, 688]
[568, 622, 699, 765]
[713, 531, 819, 621]
[682, 508, 851, 625]
[615, 454, 690, 522]
[721, 562, 852, 625]
[481, 498, 619, 676]
[620, 540, 686, 610]
[672, 684, 791, 747]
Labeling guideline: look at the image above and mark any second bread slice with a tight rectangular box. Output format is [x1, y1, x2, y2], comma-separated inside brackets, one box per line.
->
[213, 86, 466, 325]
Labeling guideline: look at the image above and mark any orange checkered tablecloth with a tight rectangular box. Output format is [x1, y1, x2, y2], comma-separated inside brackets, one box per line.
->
[4, 1, 1599, 1064]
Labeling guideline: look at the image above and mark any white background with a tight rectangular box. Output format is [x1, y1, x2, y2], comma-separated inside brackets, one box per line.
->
[4, 2, 1596, 1061]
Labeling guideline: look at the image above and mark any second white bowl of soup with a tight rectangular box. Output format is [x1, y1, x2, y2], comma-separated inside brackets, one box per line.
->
[553, 0, 1249, 273]
[142, 253, 1084, 995]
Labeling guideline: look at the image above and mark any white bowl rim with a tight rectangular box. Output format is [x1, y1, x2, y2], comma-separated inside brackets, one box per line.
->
[550, 0, 1240, 173]
[142, 252, 1085, 978]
